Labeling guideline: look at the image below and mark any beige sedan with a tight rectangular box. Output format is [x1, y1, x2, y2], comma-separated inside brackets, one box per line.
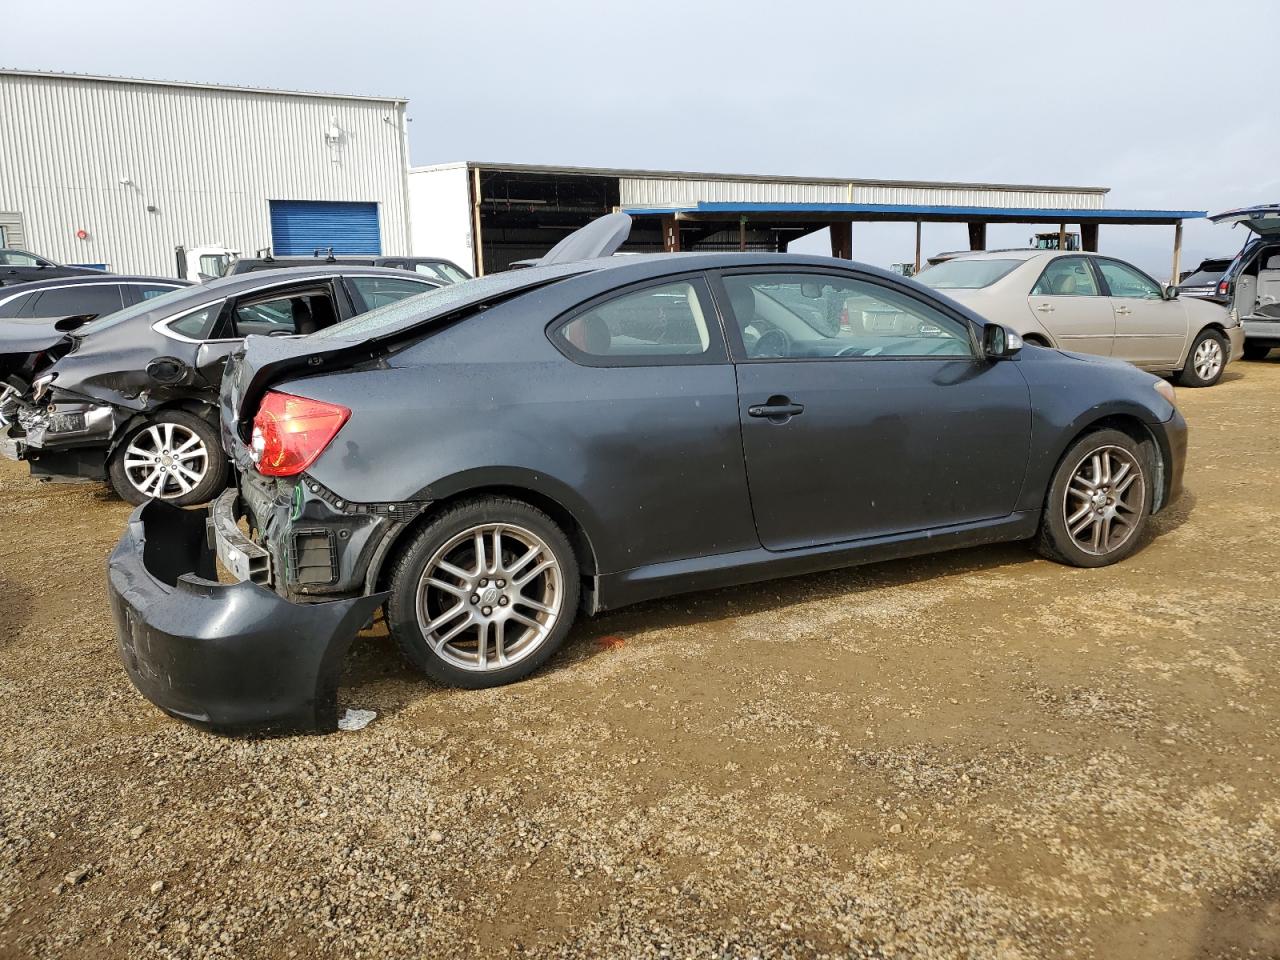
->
[916, 250, 1245, 386]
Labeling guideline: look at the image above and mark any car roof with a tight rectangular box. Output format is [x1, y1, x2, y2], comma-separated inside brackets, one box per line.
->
[205, 263, 442, 290]
[0, 274, 189, 292]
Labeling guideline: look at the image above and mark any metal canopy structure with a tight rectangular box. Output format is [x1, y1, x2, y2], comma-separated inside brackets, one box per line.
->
[623, 201, 1207, 281]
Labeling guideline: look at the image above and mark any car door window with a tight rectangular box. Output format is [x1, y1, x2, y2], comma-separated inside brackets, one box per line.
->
[132, 284, 181, 303]
[0, 251, 40, 267]
[231, 289, 338, 337]
[346, 276, 436, 311]
[553, 279, 720, 365]
[1097, 260, 1162, 299]
[722, 272, 973, 360]
[23, 284, 124, 317]
[1031, 257, 1100, 296]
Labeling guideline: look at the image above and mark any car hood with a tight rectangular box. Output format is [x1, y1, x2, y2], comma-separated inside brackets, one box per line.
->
[1209, 204, 1280, 236]
[0, 315, 93, 356]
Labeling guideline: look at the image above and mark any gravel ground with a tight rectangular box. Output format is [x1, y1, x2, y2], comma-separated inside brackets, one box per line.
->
[2, 360, 1279, 960]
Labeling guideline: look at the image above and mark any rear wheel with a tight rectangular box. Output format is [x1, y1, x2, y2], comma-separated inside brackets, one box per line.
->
[1243, 342, 1273, 362]
[386, 497, 580, 688]
[107, 409, 228, 506]
[1036, 428, 1153, 568]
[1176, 328, 1228, 386]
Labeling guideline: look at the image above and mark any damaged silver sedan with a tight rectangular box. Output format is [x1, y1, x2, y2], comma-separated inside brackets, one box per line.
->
[0, 266, 441, 504]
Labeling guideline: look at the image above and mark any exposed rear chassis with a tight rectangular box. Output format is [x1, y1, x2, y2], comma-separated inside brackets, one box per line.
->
[108, 499, 386, 735]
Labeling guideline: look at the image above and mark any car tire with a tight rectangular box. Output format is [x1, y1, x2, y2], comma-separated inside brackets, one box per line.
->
[107, 409, 229, 507]
[1036, 428, 1153, 568]
[1243, 342, 1272, 362]
[386, 497, 581, 689]
[1176, 328, 1228, 387]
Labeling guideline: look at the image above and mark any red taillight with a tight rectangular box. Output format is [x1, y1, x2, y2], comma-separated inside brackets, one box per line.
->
[1218, 279, 1230, 296]
[251, 391, 350, 477]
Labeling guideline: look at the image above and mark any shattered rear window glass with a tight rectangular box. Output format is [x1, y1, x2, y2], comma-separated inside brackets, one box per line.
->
[311, 262, 597, 342]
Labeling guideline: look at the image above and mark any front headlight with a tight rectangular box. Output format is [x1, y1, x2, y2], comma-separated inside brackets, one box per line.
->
[1154, 379, 1176, 407]
[32, 373, 56, 403]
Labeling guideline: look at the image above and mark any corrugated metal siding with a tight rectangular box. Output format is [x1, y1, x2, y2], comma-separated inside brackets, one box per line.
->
[269, 200, 381, 255]
[0, 73, 410, 276]
[620, 177, 1105, 211]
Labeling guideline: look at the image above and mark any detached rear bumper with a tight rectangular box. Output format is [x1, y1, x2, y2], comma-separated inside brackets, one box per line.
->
[108, 500, 386, 735]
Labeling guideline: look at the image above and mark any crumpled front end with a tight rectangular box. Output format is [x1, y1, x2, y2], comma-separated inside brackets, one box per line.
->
[108, 499, 386, 735]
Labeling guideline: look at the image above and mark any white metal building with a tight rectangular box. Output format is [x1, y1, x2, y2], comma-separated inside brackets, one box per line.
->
[0, 70, 412, 276]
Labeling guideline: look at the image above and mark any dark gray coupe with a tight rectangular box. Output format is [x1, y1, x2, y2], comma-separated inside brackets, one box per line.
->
[108, 217, 1187, 734]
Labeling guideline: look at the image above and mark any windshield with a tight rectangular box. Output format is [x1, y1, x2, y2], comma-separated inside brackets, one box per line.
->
[916, 259, 1021, 290]
[75, 285, 203, 334]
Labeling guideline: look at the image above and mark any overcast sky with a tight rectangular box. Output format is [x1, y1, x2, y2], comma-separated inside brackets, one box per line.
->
[5, 0, 1278, 275]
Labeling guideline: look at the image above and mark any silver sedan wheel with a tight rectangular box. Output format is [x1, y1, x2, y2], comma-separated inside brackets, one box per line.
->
[1193, 337, 1223, 382]
[415, 522, 564, 672]
[1063, 445, 1145, 557]
[122, 422, 209, 500]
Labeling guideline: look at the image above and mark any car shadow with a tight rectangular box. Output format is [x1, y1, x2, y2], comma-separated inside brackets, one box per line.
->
[0, 577, 31, 641]
[340, 497, 1197, 720]
[1190, 865, 1280, 958]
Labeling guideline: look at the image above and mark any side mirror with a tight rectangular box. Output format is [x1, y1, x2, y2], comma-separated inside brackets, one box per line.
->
[982, 323, 1023, 359]
[1162, 284, 1180, 300]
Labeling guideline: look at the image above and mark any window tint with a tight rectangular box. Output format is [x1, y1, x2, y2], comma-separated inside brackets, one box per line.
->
[916, 258, 1021, 289]
[28, 284, 124, 317]
[232, 292, 337, 337]
[556, 281, 713, 362]
[723, 272, 973, 360]
[0, 251, 40, 267]
[1031, 257, 1100, 296]
[167, 304, 221, 339]
[347, 276, 436, 310]
[0, 292, 35, 318]
[1097, 260, 1162, 299]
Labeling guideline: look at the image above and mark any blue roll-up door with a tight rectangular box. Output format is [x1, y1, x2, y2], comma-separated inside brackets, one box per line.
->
[268, 200, 381, 256]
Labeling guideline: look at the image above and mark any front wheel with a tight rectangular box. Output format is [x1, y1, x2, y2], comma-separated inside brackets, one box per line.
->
[1036, 429, 1153, 568]
[1176, 328, 1228, 387]
[386, 497, 580, 688]
[107, 410, 228, 506]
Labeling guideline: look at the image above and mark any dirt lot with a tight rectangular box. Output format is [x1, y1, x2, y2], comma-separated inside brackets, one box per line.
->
[1, 361, 1278, 960]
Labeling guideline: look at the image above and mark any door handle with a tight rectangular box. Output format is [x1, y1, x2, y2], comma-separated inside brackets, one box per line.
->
[1115, 306, 1133, 315]
[748, 396, 804, 422]
[1034, 304, 1055, 313]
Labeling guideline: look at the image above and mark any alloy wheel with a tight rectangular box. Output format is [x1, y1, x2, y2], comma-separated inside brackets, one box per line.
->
[122, 423, 210, 500]
[1193, 337, 1223, 382]
[1062, 445, 1145, 557]
[415, 522, 564, 672]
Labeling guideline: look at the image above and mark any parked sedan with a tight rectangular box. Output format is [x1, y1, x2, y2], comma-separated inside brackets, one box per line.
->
[107, 216, 1187, 734]
[0, 266, 440, 504]
[915, 250, 1243, 386]
[0, 248, 107, 287]
[0, 274, 190, 320]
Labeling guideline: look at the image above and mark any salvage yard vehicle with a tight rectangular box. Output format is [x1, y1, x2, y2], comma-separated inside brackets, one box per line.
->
[228, 254, 471, 285]
[0, 274, 190, 320]
[107, 215, 1188, 735]
[1209, 204, 1280, 360]
[1177, 256, 1234, 304]
[0, 266, 441, 504]
[0, 248, 108, 287]
[916, 250, 1243, 386]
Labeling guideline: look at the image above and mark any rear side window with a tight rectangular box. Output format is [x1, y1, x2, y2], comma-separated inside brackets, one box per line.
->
[347, 276, 436, 311]
[1031, 257, 1100, 296]
[25, 284, 125, 317]
[916, 258, 1021, 289]
[167, 304, 222, 340]
[553, 280, 717, 365]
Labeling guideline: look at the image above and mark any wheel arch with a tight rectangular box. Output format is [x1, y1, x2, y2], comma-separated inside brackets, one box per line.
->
[369, 479, 603, 606]
[106, 398, 220, 458]
[1052, 412, 1172, 513]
